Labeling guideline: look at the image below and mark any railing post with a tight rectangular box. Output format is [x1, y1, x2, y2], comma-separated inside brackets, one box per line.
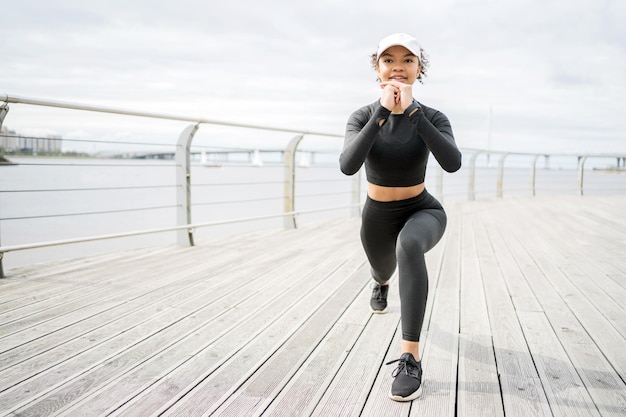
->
[530, 154, 540, 196]
[577, 156, 588, 196]
[468, 151, 482, 200]
[351, 170, 362, 217]
[497, 153, 509, 198]
[0, 103, 8, 127]
[283, 134, 304, 229]
[0, 103, 8, 278]
[176, 123, 200, 246]
[435, 165, 444, 202]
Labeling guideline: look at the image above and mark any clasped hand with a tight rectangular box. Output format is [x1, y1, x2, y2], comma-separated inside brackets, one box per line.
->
[380, 81, 413, 113]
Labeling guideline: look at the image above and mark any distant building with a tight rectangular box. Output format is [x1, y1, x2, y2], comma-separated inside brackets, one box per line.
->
[0, 126, 62, 154]
[0, 126, 17, 151]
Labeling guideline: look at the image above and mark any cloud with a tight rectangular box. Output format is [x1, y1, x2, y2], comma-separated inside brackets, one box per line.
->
[2, 0, 625, 154]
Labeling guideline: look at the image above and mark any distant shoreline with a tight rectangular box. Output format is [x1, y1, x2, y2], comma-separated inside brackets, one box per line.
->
[593, 167, 626, 174]
[0, 155, 17, 165]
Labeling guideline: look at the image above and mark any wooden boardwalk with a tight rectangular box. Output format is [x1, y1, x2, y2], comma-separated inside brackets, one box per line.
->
[1, 196, 625, 417]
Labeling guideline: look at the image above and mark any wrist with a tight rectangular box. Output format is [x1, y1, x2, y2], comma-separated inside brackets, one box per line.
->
[404, 101, 421, 118]
[374, 103, 392, 126]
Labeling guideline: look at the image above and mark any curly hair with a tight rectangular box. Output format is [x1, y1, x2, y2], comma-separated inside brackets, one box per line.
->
[370, 48, 430, 84]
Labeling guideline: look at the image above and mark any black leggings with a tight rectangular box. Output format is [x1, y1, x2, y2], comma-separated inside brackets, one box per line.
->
[360, 190, 446, 342]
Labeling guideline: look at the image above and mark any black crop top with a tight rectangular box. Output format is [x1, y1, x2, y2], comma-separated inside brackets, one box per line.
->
[340, 100, 462, 187]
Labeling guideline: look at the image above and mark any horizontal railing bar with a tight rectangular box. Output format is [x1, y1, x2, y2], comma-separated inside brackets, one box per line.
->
[460, 147, 626, 159]
[9, 161, 178, 167]
[4, 160, 390, 170]
[198, 147, 340, 154]
[2, 94, 343, 138]
[193, 180, 283, 187]
[0, 204, 360, 254]
[193, 196, 283, 206]
[295, 191, 351, 198]
[1, 205, 179, 221]
[297, 179, 352, 184]
[0, 185, 178, 193]
[197, 163, 288, 168]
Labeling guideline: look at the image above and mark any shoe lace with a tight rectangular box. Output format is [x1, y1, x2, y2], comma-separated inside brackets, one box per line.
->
[386, 357, 421, 379]
[371, 285, 382, 300]
[371, 283, 387, 301]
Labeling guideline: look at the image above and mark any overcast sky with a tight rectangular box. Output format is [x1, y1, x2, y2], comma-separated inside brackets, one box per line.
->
[2, 0, 625, 154]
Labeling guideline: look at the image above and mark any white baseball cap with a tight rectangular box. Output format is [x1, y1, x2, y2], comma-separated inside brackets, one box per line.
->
[376, 33, 421, 60]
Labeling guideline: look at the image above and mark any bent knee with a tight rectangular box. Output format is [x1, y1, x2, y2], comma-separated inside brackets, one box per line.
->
[397, 233, 427, 256]
[397, 215, 446, 255]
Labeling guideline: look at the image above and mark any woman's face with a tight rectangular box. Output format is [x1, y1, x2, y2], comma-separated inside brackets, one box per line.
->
[376, 45, 421, 85]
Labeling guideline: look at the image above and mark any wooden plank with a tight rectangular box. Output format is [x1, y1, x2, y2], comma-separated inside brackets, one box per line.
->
[308, 280, 400, 417]
[0, 198, 625, 416]
[139, 254, 365, 417]
[527, 201, 626, 337]
[494, 198, 626, 414]
[550, 251, 626, 339]
[261, 275, 390, 417]
[536, 197, 626, 273]
[0, 246, 164, 294]
[479, 205, 543, 314]
[2, 256, 304, 414]
[457, 206, 504, 417]
[0, 245, 295, 398]
[458, 334, 503, 417]
[359, 321, 410, 417]
[199, 252, 369, 417]
[0, 244, 199, 312]
[0, 234, 307, 382]
[490, 204, 626, 416]
[458, 205, 491, 335]
[2, 221, 360, 415]
[419, 203, 449, 335]
[0, 242, 244, 338]
[102, 221, 360, 416]
[0, 250, 224, 345]
[518, 311, 601, 417]
[503, 200, 626, 384]
[158, 247, 367, 416]
[107, 230, 366, 417]
[472, 205, 552, 417]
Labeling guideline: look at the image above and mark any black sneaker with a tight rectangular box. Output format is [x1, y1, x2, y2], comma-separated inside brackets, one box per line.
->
[370, 283, 389, 313]
[386, 352, 423, 401]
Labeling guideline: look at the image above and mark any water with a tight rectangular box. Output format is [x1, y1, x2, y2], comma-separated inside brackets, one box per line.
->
[0, 157, 354, 270]
[1, 156, 625, 271]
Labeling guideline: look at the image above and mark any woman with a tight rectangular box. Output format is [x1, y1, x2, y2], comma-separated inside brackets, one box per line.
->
[339, 33, 462, 401]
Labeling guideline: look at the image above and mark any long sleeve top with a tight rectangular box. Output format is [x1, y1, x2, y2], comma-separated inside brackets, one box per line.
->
[340, 100, 462, 187]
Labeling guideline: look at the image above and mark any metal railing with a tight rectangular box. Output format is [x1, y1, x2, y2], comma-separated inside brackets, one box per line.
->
[1, 94, 625, 277]
[0, 94, 358, 276]
[460, 149, 626, 199]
